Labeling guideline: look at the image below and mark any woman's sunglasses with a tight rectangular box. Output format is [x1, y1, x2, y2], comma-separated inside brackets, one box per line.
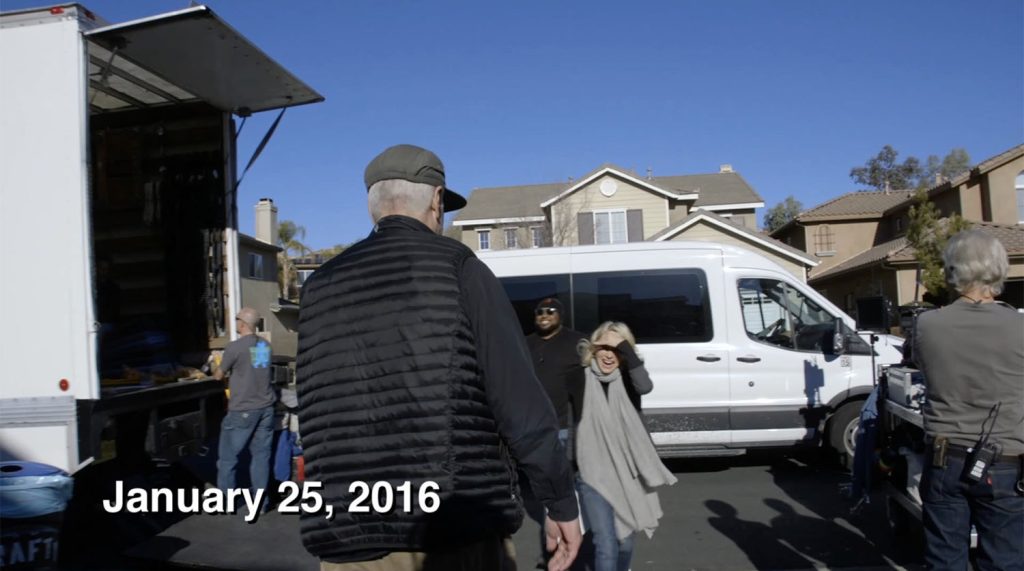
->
[592, 344, 619, 353]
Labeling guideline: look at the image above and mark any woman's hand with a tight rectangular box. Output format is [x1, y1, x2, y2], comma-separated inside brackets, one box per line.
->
[596, 331, 625, 348]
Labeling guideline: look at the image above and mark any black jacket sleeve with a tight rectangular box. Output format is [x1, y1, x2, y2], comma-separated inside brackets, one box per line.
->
[460, 258, 578, 521]
[616, 340, 653, 395]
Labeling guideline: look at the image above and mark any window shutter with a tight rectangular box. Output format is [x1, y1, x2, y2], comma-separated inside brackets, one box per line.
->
[627, 209, 644, 242]
[577, 212, 594, 245]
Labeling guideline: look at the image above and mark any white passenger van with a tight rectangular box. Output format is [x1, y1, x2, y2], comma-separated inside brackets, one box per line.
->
[480, 241, 904, 463]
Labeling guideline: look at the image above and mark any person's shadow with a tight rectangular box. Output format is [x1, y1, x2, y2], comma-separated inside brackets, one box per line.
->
[705, 499, 815, 569]
[763, 498, 891, 569]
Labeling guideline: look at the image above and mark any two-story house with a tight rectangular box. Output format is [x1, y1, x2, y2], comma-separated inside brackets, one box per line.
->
[450, 163, 817, 280]
[237, 198, 298, 358]
[772, 144, 1024, 315]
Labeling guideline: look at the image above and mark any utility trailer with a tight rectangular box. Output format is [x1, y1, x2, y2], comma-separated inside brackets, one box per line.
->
[0, 3, 322, 474]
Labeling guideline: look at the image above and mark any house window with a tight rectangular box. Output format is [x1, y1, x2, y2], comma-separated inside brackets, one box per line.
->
[478, 230, 490, 251]
[531, 227, 544, 248]
[814, 225, 835, 254]
[297, 269, 315, 286]
[505, 228, 518, 249]
[895, 217, 904, 234]
[1016, 171, 1024, 223]
[247, 253, 264, 279]
[594, 210, 627, 245]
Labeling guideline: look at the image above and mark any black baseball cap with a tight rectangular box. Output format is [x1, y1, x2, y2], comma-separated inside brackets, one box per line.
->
[364, 144, 467, 212]
[535, 298, 564, 313]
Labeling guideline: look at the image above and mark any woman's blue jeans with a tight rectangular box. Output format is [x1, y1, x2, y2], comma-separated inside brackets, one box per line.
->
[216, 406, 275, 505]
[921, 454, 1023, 571]
[578, 476, 634, 571]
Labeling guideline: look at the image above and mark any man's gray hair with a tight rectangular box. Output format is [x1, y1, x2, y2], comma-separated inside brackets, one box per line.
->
[237, 307, 261, 328]
[368, 179, 436, 222]
[943, 229, 1008, 296]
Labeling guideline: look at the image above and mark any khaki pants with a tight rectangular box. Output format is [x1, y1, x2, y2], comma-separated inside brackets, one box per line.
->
[319, 537, 517, 571]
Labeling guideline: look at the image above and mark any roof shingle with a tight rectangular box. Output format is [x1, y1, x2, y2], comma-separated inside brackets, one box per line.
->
[454, 167, 763, 222]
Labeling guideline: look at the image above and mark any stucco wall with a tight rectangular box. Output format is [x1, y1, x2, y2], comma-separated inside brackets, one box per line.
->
[666, 220, 808, 281]
[978, 154, 1024, 224]
[722, 209, 756, 228]
[240, 277, 297, 357]
[805, 220, 881, 275]
[772, 224, 807, 252]
[932, 188, 961, 219]
[668, 202, 690, 225]
[551, 174, 668, 245]
[239, 243, 278, 281]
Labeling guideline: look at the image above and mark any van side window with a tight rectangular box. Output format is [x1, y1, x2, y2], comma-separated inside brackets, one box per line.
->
[738, 278, 841, 353]
[498, 274, 572, 335]
[574, 269, 712, 343]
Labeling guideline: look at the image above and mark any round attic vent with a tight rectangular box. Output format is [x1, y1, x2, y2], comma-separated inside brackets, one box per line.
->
[599, 179, 618, 197]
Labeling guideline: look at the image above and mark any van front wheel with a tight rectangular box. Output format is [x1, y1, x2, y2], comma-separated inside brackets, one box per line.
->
[828, 401, 862, 470]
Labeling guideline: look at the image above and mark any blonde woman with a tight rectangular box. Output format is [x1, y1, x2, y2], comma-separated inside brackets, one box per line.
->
[571, 321, 677, 571]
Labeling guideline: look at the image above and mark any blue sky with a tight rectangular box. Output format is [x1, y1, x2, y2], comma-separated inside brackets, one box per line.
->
[8, 1, 1022, 249]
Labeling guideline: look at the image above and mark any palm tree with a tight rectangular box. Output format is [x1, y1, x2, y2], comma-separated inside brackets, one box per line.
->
[277, 220, 309, 300]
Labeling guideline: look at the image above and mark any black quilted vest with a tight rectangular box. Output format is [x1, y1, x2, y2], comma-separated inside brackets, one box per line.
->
[295, 216, 523, 563]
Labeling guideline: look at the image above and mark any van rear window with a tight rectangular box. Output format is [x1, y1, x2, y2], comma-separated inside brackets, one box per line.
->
[574, 269, 712, 343]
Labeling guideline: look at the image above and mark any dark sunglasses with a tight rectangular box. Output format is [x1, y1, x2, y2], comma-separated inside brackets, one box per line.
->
[535, 307, 559, 316]
[593, 344, 620, 353]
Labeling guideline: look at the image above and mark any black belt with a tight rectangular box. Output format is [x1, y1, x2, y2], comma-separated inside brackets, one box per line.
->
[944, 443, 1018, 465]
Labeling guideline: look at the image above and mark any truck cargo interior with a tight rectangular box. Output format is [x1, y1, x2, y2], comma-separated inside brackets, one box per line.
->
[89, 102, 230, 381]
[81, 4, 321, 385]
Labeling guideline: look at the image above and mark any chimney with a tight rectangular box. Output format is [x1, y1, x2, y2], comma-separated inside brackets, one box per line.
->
[719, 164, 733, 173]
[255, 198, 278, 245]
[934, 173, 944, 185]
[883, 180, 891, 195]
[646, 167, 653, 180]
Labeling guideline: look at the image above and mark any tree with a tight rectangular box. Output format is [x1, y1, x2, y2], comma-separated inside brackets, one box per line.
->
[917, 148, 971, 189]
[762, 195, 803, 232]
[906, 188, 971, 301]
[277, 220, 310, 300]
[849, 145, 921, 191]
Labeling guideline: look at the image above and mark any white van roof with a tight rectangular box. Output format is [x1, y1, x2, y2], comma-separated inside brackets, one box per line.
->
[479, 240, 779, 268]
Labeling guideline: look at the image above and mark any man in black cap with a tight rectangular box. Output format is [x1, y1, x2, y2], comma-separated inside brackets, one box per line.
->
[523, 297, 585, 568]
[296, 144, 581, 571]
[525, 298, 585, 448]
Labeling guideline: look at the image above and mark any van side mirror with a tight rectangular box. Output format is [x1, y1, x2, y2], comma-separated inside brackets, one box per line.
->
[832, 318, 847, 355]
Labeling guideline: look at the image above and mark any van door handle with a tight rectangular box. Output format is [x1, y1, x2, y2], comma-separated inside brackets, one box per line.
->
[737, 356, 761, 363]
[696, 355, 721, 362]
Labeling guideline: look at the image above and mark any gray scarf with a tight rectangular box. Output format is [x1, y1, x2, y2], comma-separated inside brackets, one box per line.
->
[576, 362, 677, 540]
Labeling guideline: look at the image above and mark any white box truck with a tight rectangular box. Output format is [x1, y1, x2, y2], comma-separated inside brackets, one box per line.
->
[0, 4, 323, 474]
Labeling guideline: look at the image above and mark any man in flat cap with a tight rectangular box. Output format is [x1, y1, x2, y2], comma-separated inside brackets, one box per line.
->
[296, 144, 581, 571]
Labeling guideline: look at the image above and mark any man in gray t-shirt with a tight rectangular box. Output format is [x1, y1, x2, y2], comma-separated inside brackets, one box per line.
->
[215, 307, 276, 499]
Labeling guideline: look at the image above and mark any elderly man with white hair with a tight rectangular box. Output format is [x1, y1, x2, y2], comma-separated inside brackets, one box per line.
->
[913, 229, 1024, 571]
[295, 144, 581, 571]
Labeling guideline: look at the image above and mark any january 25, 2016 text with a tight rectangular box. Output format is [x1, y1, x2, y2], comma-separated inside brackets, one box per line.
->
[103, 480, 441, 523]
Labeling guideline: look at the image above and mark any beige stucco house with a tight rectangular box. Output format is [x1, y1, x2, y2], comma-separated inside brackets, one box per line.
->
[449, 163, 818, 267]
[772, 144, 1024, 316]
